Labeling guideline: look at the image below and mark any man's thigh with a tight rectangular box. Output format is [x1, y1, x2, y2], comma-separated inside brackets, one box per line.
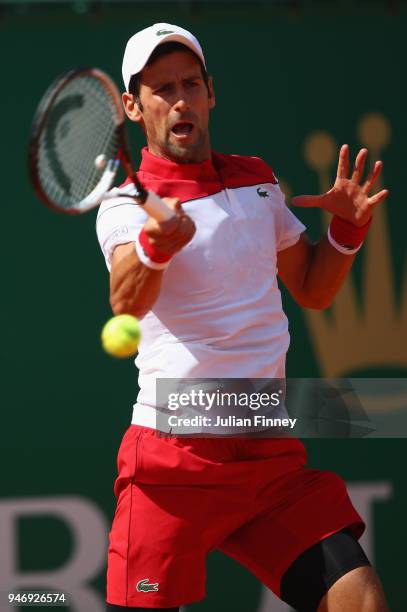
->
[217, 467, 365, 598]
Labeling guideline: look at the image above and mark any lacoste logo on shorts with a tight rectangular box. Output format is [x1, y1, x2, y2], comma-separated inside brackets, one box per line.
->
[136, 578, 159, 592]
[256, 187, 269, 198]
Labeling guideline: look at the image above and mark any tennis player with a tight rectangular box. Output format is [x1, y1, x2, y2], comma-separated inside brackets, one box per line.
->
[96, 23, 390, 612]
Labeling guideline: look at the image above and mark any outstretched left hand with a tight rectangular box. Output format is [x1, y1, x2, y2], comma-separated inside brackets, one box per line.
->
[291, 144, 389, 227]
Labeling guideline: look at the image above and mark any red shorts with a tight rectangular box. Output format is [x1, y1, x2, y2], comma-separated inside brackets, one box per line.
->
[107, 425, 364, 608]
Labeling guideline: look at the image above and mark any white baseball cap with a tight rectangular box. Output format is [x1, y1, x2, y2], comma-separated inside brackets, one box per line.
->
[122, 23, 206, 91]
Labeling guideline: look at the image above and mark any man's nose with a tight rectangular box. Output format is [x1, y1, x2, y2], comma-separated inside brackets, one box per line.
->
[174, 86, 190, 113]
[173, 96, 190, 113]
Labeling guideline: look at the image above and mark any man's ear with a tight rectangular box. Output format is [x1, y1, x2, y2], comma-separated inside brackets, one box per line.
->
[207, 76, 216, 110]
[122, 92, 143, 124]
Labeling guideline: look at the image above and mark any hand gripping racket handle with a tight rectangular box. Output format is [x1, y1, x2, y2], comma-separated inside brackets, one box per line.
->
[142, 190, 175, 222]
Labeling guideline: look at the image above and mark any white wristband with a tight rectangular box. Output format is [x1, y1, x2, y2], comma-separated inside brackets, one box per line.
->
[327, 224, 364, 255]
[134, 238, 171, 271]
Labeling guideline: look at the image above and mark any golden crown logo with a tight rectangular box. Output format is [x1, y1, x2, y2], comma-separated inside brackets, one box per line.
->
[284, 114, 407, 378]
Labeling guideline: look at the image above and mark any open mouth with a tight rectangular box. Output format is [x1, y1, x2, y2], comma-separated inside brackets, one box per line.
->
[171, 122, 194, 137]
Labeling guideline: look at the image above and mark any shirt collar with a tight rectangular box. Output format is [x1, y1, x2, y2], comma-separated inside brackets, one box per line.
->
[139, 147, 220, 182]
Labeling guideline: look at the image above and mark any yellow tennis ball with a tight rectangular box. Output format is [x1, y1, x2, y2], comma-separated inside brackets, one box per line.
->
[101, 314, 141, 358]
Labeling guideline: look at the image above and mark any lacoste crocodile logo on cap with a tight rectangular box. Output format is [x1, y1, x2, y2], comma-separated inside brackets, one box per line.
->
[136, 578, 159, 592]
[257, 187, 269, 198]
[156, 29, 174, 36]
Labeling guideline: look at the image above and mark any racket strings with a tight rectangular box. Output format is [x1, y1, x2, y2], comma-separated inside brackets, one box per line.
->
[72, 79, 117, 199]
[37, 74, 119, 209]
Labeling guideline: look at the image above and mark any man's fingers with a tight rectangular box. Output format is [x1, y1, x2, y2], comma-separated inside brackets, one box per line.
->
[162, 197, 184, 215]
[351, 148, 368, 183]
[175, 215, 196, 244]
[146, 214, 196, 252]
[362, 161, 383, 194]
[368, 189, 389, 207]
[162, 197, 180, 207]
[291, 194, 323, 208]
[173, 201, 184, 215]
[337, 144, 350, 179]
[147, 220, 181, 240]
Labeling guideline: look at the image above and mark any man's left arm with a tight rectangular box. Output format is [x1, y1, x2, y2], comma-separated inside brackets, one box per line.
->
[277, 144, 389, 310]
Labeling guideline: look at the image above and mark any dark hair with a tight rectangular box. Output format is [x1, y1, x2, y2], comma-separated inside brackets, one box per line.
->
[128, 41, 209, 110]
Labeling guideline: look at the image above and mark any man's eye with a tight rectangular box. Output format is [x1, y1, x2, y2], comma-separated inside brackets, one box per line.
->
[156, 84, 172, 94]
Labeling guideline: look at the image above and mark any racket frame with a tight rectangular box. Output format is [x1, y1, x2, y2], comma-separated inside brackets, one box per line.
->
[28, 67, 150, 215]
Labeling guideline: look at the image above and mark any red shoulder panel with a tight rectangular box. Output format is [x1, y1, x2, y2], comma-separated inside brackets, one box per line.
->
[212, 152, 279, 188]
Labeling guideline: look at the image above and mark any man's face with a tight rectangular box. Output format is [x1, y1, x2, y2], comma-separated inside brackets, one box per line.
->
[124, 50, 215, 163]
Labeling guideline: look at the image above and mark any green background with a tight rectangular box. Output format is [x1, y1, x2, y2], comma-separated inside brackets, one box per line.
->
[1, 1, 406, 610]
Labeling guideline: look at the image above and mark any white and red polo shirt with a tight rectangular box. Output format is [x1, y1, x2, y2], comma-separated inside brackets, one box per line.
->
[96, 147, 306, 428]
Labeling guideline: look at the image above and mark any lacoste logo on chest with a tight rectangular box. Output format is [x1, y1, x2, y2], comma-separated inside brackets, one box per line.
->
[256, 187, 269, 198]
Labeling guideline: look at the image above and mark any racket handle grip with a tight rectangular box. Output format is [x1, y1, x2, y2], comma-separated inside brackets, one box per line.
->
[142, 191, 175, 222]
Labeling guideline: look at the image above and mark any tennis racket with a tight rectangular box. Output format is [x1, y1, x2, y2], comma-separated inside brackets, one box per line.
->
[28, 67, 174, 221]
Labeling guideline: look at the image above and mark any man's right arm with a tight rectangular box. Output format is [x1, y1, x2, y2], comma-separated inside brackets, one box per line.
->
[109, 198, 196, 318]
[110, 242, 164, 318]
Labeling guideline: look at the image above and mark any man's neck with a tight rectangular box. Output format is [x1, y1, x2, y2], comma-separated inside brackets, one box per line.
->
[146, 144, 211, 165]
